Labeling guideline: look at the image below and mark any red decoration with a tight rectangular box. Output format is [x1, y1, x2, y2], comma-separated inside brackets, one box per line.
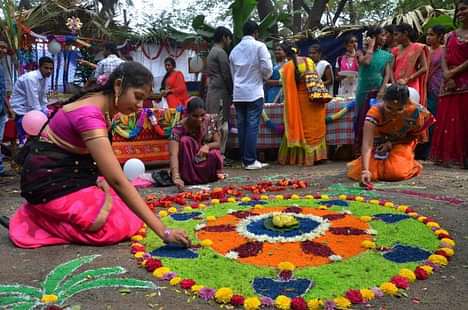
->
[345, 289, 364, 304]
[230, 295, 245, 306]
[180, 279, 196, 290]
[301, 241, 334, 257]
[145, 258, 163, 272]
[390, 275, 410, 289]
[415, 267, 429, 280]
[291, 297, 308, 310]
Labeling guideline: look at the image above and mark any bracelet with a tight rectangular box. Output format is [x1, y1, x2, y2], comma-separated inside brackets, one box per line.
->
[163, 228, 172, 241]
[361, 170, 371, 174]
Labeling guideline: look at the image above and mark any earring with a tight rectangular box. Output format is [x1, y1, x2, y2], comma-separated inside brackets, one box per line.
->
[114, 95, 119, 107]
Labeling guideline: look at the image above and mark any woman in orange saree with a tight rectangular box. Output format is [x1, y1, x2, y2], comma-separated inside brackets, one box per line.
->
[278, 43, 327, 165]
[347, 85, 435, 185]
[392, 23, 430, 106]
[160, 57, 190, 108]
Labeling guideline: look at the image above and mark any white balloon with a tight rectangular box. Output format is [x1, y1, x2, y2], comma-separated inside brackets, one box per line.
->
[123, 158, 145, 181]
[408, 87, 420, 105]
[48, 39, 62, 55]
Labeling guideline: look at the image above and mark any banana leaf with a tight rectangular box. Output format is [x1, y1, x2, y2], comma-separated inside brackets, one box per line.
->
[230, 0, 258, 41]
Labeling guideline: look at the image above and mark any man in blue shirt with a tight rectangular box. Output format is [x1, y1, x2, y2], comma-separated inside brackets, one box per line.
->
[0, 41, 12, 177]
[10, 56, 54, 145]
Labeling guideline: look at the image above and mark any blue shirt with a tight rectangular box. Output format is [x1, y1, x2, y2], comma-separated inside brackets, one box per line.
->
[10, 70, 49, 115]
[0, 65, 5, 116]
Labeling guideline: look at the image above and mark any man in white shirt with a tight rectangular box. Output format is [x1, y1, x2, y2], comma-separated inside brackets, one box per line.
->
[229, 20, 273, 170]
[94, 43, 124, 78]
[10, 56, 54, 144]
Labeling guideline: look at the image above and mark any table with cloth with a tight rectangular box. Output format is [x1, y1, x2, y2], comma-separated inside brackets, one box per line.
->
[325, 97, 356, 146]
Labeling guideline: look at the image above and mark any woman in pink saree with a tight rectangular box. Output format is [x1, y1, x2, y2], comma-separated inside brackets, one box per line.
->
[392, 23, 430, 106]
[8, 62, 190, 248]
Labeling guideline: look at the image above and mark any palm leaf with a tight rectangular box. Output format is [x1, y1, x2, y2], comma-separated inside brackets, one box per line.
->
[259, 11, 278, 40]
[42, 255, 100, 295]
[59, 278, 157, 301]
[11, 301, 37, 310]
[0, 296, 36, 308]
[0, 285, 42, 298]
[57, 267, 127, 297]
[230, 0, 258, 41]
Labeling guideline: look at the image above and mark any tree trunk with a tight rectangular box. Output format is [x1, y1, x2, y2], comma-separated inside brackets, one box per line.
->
[308, 0, 329, 29]
[332, 0, 348, 25]
[349, 0, 357, 24]
[256, 0, 278, 35]
[293, 0, 302, 33]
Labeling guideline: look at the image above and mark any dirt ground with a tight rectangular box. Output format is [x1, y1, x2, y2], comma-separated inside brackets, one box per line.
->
[1, 161, 467, 310]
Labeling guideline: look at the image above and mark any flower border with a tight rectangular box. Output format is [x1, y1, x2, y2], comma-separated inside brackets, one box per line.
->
[130, 185, 455, 310]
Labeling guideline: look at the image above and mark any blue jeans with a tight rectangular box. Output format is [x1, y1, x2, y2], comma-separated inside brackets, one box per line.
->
[0, 113, 7, 174]
[15, 114, 26, 145]
[234, 98, 264, 166]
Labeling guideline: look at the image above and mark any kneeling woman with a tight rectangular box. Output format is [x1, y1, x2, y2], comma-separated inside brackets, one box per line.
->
[347, 85, 435, 185]
[169, 97, 224, 191]
[9, 62, 190, 248]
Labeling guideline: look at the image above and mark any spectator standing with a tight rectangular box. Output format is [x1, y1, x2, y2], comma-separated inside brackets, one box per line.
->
[229, 20, 272, 170]
[93, 43, 124, 78]
[10, 56, 54, 145]
[309, 44, 334, 95]
[0, 41, 13, 177]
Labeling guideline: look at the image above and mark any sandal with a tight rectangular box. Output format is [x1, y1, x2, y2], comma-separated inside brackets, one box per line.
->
[0, 215, 10, 229]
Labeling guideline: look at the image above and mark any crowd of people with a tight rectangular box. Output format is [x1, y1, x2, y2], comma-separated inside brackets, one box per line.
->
[0, 0, 466, 249]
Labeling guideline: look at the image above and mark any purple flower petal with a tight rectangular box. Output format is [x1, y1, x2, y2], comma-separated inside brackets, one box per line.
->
[199, 287, 216, 301]
[260, 296, 274, 306]
[324, 300, 337, 310]
[371, 287, 384, 298]
[162, 272, 177, 281]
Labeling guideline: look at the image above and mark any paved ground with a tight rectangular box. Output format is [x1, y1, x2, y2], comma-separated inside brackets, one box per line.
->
[0, 161, 467, 310]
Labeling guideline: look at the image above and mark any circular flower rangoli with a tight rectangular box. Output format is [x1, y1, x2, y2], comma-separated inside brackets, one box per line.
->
[132, 189, 455, 309]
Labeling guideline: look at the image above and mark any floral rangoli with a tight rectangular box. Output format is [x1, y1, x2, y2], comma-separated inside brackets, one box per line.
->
[130, 181, 455, 310]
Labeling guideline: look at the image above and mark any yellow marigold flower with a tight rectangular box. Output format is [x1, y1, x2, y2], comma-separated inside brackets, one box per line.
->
[184, 206, 193, 211]
[384, 202, 395, 208]
[361, 240, 376, 249]
[320, 194, 329, 200]
[434, 229, 449, 236]
[169, 276, 182, 286]
[200, 239, 213, 247]
[399, 268, 416, 282]
[275, 295, 291, 310]
[291, 194, 300, 199]
[441, 238, 456, 248]
[307, 298, 323, 310]
[134, 251, 145, 259]
[439, 247, 455, 257]
[191, 284, 204, 293]
[241, 197, 251, 202]
[318, 205, 328, 210]
[339, 194, 347, 200]
[334, 296, 351, 309]
[131, 235, 143, 242]
[206, 215, 216, 221]
[41, 294, 58, 304]
[158, 210, 168, 217]
[369, 199, 380, 204]
[429, 254, 448, 266]
[278, 261, 295, 271]
[360, 289, 375, 301]
[211, 199, 220, 205]
[227, 197, 237, 203]
[408, 212, 418, 218]
[244, 297, 262, 310]
[426, 221, 440, 228]
[254, 204, 264, 209]
[397, 205, 408, 212]
[417, 216, 427, 222]
[168, 207, 177, 214]
[355, 196, 365, 202]
[215, 287, 233, 304]
[153, 267, 171, 279]
[275, 195, 284, 200]
[379, 282, 398, 295]
[420, 265, 433, 275]
[260, 195, 269, 200]
[305, 195, 314, 200]
[360, 216, 373, 222]
[199, 203, 207, 208]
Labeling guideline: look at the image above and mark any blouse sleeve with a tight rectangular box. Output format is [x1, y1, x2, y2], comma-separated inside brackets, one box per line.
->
[170, 124, 184, 142]
[365, 106, 382, 126]
[69, 106, 108, 141]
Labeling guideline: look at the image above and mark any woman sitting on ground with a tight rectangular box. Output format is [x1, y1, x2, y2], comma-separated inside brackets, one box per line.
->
[169, 97, 224, 191]
[8, 62, 190, 248]
[347, 84, 435, 186]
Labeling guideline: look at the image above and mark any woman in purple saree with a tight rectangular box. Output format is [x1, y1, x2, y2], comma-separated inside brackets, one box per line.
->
[169, 97, 224, 191]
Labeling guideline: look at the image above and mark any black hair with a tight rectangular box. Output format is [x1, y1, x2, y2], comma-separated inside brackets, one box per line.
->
[367, 26, 384, 38]
[104, 43, 118, 55]
[213, 26, 233, 43]
[309, 44, 321, 54]
[187, 96, 206, 113]
[383, 84, 410, 106]
[243, 20, 259, 36]
[343, 34, 358, 46]
[383, 25, 396, 34]
[161, 57, 177, 90]
[395, 23, 417, 41]
[429, 25, 446, 36]
[39, 56, 54, 67]
[64, 61, 153, 104]
[455, 0, 468, 25]
[280, 42, 301, 82]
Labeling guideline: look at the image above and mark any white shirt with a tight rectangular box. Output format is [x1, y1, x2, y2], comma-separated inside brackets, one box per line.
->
[94, 54, 125, 78]
[229, 36, 273, 102]
[11, 70, 49, 115]
[316, 60, 334, 96]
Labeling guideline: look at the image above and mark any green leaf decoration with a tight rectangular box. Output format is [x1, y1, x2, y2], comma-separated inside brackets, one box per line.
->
[0, 296, 36, 307]
[59, 278, 157, 301]
[0, 284, 42, 298]
[57, 267, 127, 298]
[42, 255, 100, 295]
[231, 0, 258, 42]
[11, 302, 37, 310]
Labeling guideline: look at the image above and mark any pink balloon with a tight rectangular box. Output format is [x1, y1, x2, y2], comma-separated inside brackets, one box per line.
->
[22, 110, 48, 136]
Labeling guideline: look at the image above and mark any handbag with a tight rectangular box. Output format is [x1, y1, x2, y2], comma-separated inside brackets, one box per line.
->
[303, 58, 333, 104]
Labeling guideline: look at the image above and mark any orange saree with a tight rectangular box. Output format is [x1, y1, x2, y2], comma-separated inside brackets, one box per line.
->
[347, 102, 435, 181]
[164, 70, 189, 108]
[392, 43, 430, 106]
[278, 58, 327, 165]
